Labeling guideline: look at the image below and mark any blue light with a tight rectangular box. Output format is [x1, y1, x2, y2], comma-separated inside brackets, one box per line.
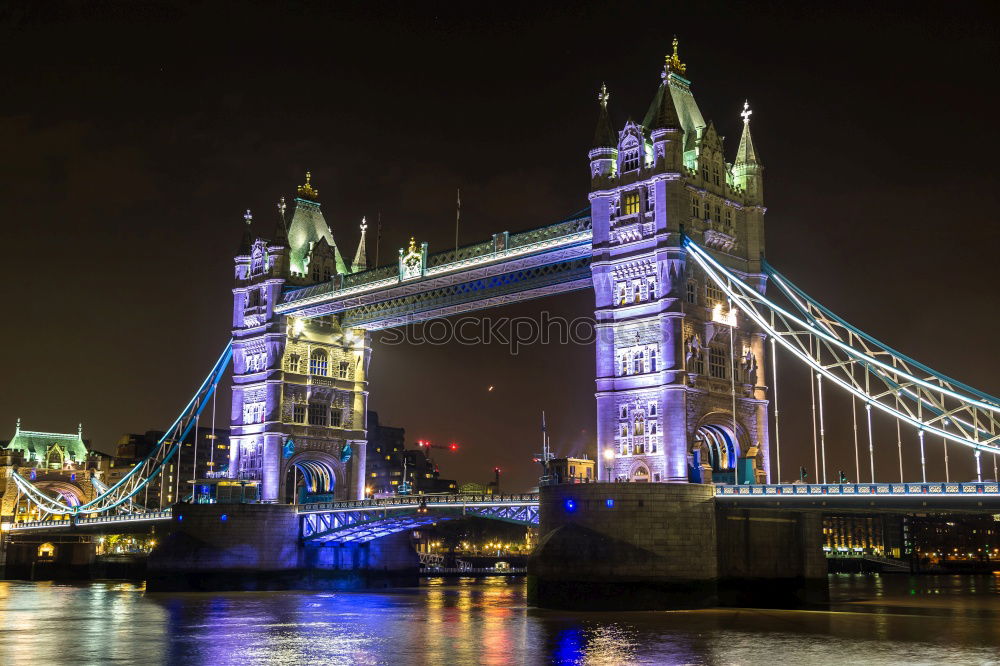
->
[605, 498, 614, 508]
[564, 498, 576, 512]
[220, 514, 228, 522]
[177, 515, 183, 521]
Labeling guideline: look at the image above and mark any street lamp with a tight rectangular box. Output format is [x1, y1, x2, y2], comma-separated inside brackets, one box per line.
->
[603, 448, 614, 482]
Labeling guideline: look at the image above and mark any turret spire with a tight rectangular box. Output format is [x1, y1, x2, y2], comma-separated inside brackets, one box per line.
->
[734, 100, 760, 165]
[351, 217, 369, 273]
[592, 82, 615, 148]
[238, 208, 253, 254]
[663, 35, 687, 79]
[273, 196, 288, 244]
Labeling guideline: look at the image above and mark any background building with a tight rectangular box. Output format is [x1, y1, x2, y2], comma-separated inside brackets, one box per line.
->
[365, 411, 457, 496]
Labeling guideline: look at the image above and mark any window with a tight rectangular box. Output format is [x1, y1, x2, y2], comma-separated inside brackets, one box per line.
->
[686, 281, 696, 304]
[633, 351, 644, 374]
[323, 266, 331, 281]
[649, 403, 657, 416]
[287, 353, 301, 373]
[706, 282, 724, 307]
[293, 403, 305, 423]
[647, 277, 657, 299]
[620, 405, 628, 419]
[709, 346, 727, 379]
[701, 163, 709, 181]
[617, 283, 627, 306]
[308, 403, 328, 426]
[649, 347, 657, 372]
[645, 186, 654, 212]
[691, 197, 700, 218]
[714, 205, 721, 221]
[725, 207, 733, 227]
[633, 282, 642, 302]
[309, 349, 328, 376]
[247, 290, 261, 308]
[312, 264, 321, 282]
[713, 168, 720, 186]
[338, 361, 350, 379]
[634, 417, 644, 436]
[331, 409, 343, 427]
[620, 354, 628, 377]
[703, 199, 711, 220]
[623, 191, 640, 215]
[622, 149, 640, 172]
[651, 422, 658, 435]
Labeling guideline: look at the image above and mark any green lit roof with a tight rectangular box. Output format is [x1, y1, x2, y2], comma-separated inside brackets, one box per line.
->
[5, 424, 89, 463]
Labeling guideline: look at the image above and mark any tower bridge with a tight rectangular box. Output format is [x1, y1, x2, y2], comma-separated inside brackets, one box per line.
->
[5, 42, 1000, 606]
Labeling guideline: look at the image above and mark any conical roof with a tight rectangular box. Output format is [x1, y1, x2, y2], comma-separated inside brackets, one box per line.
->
[351, 218, 369, 273]
[734, 102, 760, 165]
[592, 83, 616, 148]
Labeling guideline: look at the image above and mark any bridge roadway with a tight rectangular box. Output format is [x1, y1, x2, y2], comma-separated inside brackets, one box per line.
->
[9, 482, 1000, 536]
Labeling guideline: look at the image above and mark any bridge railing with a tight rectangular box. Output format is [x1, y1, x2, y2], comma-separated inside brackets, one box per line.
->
[297, 493, 539, 513]
[716, 482, 1000, 498]
[8, 509, 174, 532]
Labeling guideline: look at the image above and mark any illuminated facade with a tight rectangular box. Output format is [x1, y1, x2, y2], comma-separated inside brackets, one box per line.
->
[0, 421, 109, 522]
[590, 41, 770, 483]
[231, 179, 371, 502]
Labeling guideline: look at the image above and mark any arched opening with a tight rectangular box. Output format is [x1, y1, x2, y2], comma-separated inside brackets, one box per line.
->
[282, 453, 340, 504]
[690, 422, 741, 485]
[630, 464, 650, 483]
[37, 542, 56, 559]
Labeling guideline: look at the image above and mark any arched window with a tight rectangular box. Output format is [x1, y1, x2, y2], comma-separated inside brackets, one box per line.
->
[620, 423, 627, 438]
[651, 422, 658, 435]
[622, 149, 640, 172]
[649, 347, 657, 372]
[633, 351, 644, 374]
[310, 349, 328, 376]
[634, 416, 644, 436]
[649, 403, 657, 417]
[633, 282, 642, 302]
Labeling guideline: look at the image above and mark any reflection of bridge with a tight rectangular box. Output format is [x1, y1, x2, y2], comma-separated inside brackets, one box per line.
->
[300, 494, 539, 544]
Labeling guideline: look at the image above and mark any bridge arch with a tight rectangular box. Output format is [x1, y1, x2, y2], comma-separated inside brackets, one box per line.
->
[689, 413, 752, 484]
[282, 450, 345, 503]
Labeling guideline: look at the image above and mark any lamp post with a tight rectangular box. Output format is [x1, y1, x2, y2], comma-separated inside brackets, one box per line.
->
[603, 448, 614, 482]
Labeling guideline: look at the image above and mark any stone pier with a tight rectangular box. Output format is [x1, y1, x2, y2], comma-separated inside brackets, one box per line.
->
[529, 483, 826, 610]
[146, 503, 418, 591]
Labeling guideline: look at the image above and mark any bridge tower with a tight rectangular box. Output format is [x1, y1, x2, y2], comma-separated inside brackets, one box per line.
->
[231, 175, 371, 503]
[590, 41, 770, 484]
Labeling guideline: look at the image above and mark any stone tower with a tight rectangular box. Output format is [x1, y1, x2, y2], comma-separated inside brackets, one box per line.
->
[590, 40, 769, 485]
[230, 175, 371, 503]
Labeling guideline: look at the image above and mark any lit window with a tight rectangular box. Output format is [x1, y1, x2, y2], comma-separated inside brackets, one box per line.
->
[308, 403, 328, 426]
[706, 282, 724, 307]
[633, 282, 642, 302]
[623, 191, 640, 215]
[618, 283, 627, 306]
[622, 150, 640, 172]
[709, 346, 727, 379]
[309, 350, 328, 375]
[620, 354, 628, 376]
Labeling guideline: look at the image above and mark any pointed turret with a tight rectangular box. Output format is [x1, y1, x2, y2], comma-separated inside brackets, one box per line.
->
[351, 217, 369, 273]
[734, 101, 760, 166]
[592, 83, 615, 148]
[273, 196, 289, 245]
[286, 172, 348, 276]
[732, 101, 763, 203]
[238, 209, 253, 255]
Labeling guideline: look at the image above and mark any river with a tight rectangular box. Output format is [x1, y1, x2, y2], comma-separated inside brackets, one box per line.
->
[1, 574, 999, 664]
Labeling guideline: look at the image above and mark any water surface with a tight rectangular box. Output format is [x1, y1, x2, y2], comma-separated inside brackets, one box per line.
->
[1, 575, 999, 664]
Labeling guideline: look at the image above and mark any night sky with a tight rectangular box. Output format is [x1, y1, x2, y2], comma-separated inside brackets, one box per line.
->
[2, 2, 998, 492]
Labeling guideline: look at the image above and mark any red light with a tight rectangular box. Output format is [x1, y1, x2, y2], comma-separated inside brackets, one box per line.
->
[450, 443, 458, 451]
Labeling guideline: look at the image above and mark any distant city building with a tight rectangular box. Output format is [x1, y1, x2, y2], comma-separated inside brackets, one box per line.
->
[365, 411, 457, 496]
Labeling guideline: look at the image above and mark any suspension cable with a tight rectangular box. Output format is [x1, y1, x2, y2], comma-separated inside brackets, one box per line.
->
[976, 450, 982, 482]
[943, 435, 950, 483]
[817, 372, 827, 484]
[918, 429, 927, 483]
[851, 394, 860, 483]
[866, 403, 875, 483]
[809, 337, 819, 482]
[728, 293, 739, 485]
[770, 336, 781, 483]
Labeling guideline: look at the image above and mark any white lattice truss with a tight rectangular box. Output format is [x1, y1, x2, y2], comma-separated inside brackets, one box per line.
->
[685, 237, 1000, 457]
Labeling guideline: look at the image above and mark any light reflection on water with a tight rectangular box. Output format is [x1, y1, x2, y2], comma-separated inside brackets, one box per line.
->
[0, 575, 999, 664]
